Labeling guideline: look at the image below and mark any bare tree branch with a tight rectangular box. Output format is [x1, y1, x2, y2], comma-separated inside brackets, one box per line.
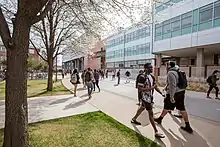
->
[29, 39, 47, 62]
[0, 6, 12, 49]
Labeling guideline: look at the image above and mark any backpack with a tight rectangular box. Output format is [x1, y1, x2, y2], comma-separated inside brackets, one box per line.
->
[85, 71, 91, 82]
[173, 70, 188, 89]
[70, 73, 77, 83]
[206, 75, 212, 84]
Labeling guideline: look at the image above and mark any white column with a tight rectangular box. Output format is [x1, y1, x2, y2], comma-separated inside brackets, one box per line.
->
[156, 54, 162, 68]
[196, 48, 204, 77]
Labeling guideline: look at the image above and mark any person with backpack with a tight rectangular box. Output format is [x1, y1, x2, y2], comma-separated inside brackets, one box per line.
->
[154, 61, 193, 134]
[206, 70, 219, 99]
[85, 68, 94, 98]
[93, 69, 100, 92]
[125, 70, 131, 83]
[70, 69, 80, 97]
[131, 63, 165, 138]
[117, 69, 120, 85]
[136, 70, 144, 105]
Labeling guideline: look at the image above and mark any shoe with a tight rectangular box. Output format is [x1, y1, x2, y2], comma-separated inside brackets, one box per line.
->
[89, 95, 92, 99]
[155, 132, 165, 138]
[180, 126, 193, 134]
[99, 89, 100, 92]
[215, 97, 220, 100]
[206, 96, 212, 99]
[131, 119, 141, 125]
[154, 118, 162, 124]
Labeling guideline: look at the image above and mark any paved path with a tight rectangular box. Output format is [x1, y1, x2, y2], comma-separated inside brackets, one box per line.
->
[99, 77, 220, 123]
[0, 95, 98, 128]
[62, 77, 220, 147]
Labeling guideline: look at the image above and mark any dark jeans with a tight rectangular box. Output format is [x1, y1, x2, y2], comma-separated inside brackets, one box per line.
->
[93, 80, 100, 91]
[86, 82, 93, 96]
[117, 76, 120, 84]
[207, 85, 219, 97]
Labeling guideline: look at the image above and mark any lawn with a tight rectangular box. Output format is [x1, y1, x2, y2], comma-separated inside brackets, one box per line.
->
[0, 112, 160, 147]
[0, 80, 72, 99]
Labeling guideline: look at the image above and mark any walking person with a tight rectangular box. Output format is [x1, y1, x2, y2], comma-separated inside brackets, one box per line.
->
[106, 70, 108, 78]
[206, 70, 219, 99]
[136, 70, 144, 105]
[70, 69, 80, 97]
[154, 61, 193, 133]
[81, 70, 86, 89]
[85, 68, 94, 98]
[112, 70, 116, 80]
[125, 70, 131, 83]
[117, 69, 120, 85]
[93, 69, 101, 92]
[131, 63, 165, 138]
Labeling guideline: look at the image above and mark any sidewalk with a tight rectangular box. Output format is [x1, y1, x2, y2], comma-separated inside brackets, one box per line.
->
[62, 78, 220, 147]
[0, 95, 98, 128]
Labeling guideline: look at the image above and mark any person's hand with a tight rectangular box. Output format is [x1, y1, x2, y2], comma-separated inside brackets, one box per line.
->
[170, 97, 175, 103]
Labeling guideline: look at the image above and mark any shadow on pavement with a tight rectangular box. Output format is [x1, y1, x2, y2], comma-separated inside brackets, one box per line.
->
[30, 90, 48, 97]
[77, 87, 86, 91]
[80, 93, 89, 98]
[63, 98, 90, 110]
[132, 124, 163, 147]
[158, 116, 210, 147]
[49, 97, 73, 105]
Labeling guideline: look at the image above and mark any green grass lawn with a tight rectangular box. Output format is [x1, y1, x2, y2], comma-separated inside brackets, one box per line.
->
[0, 80, 72, 100]
[0, 112, 160, 147]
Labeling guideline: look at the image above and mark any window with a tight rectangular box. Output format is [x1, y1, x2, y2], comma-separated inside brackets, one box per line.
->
[214, 0, 220, 27]
[155, 23, 162, 41]
[145, 27, 150, 36]
[171, 16, 181, 37]
[214, 0, 220, 18]
[181, 11, 192, 34]
[193, 9, 199, 32]
[199, 4, 213, 23]
[163, 20, 171, 39]
[145, 43, 150, 53]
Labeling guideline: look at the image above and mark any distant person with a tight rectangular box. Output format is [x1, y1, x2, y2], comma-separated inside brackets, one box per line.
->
[117, 69, 120, 85]
[154, 61, 193, 134]
[62, 71, 64, 79]
[136, 70, 144, 105]
[101, 70, 105, 80]
[112, 70, 116, 80]
[206, 70, 219, 99]
[85, 68, 94, 98]
[81, 70, 86, 89]
[70, 69, 80, 97]
[106, 70, 108, 78]
[93, 69, 101, 92]
[125, 70, 131, 83]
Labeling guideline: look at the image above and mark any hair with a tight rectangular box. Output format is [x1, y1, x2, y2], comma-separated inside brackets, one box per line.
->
[169, 61, 176, 68]
[94, 69, 97, 72]
[87, 68, 91, 71]
[213, 70, 219, 74]
[73, 69, 78, 74]
[144, 63, 151, 69]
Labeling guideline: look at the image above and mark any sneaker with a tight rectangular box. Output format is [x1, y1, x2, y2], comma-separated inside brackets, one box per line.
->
[131, 119, 141, 125]
[89, 95, 92, 99]
[206, 96, 212, 99]
[154, 118, 162, 125]
[215, 97, 220, 100]
[180, 126, 193, 134]
[155, 132, 165, 138]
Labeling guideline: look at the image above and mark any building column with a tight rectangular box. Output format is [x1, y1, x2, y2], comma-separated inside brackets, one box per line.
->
[196, 48, 204, 78]
[155, 54, 162, 81]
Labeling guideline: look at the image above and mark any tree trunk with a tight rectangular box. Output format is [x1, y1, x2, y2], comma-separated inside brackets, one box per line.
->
[55, 57, 57, 82]
[3, 17, 30, 147]
[47, 57, 53, 91]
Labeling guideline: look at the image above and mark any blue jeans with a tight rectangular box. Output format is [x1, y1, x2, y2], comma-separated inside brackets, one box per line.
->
[86, 82, 93, 96]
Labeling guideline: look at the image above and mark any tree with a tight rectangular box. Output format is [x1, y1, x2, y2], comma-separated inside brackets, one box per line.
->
[0, 0, 54, 146]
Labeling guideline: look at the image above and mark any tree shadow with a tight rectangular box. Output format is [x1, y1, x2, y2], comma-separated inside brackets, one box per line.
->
[63, 98, 90, 110]
[49, 97, 73, 105]
[77, 87, 86, 91]
[80, 93, 89, 98]
[29, 90, 48, 97]
[132, 124, 162, 147]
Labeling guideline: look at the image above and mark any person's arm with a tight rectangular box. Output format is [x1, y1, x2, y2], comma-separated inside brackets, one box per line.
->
[154, 85, 163, 96]
[167, 71, 177, 100]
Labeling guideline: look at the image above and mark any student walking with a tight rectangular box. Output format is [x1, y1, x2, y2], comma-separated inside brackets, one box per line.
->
[135, 70, 144, 105]
[117, 69, 120, 85]
[131, 63, 165, 138]
[85, 68, 94, 98]
[206, 70, 219, 99]
[93, 69, 100, 92]
[125, 70, 131, 83]
[154, 61, 193, 134]
[70, 69, 80, 97]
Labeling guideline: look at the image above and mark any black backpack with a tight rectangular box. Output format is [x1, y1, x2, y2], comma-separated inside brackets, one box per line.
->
[172, 69, 188, 89]
[85, 71, 91, 82]
[206, 76, 212, 84]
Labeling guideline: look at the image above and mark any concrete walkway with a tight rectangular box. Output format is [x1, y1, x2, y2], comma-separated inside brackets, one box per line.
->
[62, 77, 220, 147]
[0, 95, 98, 128]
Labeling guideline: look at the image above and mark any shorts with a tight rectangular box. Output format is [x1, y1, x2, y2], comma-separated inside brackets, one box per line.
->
[141, 100, 152, 111]
[164, 91, 186, 111]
